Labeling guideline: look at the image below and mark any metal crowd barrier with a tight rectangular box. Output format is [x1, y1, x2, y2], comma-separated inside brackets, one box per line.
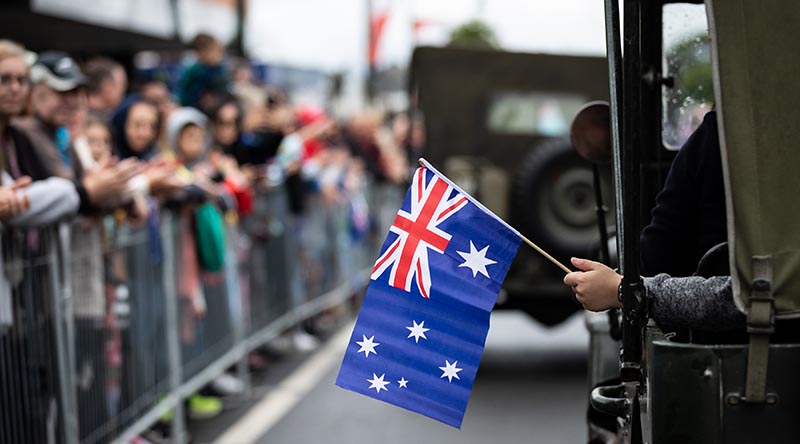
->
[0, 226, 71, 444]
[0, 179, 400, 444]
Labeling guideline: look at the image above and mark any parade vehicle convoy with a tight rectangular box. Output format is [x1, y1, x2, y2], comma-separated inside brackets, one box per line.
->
[409, 46, 610, 326]
[576, 0, 800, 442]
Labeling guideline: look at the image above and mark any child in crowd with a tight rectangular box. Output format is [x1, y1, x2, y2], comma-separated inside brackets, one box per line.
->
[177, 33, 230, 113]
[165, 107, 211, 333]
[167, 107, 245, 409]
[85, 118, 113, 163]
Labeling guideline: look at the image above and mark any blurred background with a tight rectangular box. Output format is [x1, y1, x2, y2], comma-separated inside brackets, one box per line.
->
[4, 0, 610, 112]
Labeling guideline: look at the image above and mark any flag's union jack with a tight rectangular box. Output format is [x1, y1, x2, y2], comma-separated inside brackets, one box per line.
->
[370, 167, 468, 298]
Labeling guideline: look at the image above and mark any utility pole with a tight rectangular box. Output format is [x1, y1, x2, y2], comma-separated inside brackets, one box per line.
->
[366, 0, 376, 102]
[230, 0, 247, 57]
[169, 0, 182, 42]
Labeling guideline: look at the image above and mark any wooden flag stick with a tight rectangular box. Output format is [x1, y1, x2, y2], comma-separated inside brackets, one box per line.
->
[417, 158, 573, 274]
[518, 233, 573, 274]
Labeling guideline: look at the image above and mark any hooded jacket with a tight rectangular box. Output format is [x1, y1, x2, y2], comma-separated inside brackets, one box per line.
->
[111, 95, 161, 161]
[166, 107, 209, 166]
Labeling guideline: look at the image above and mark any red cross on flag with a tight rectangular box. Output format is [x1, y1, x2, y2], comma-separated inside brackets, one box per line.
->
[370, 167, 468, 298]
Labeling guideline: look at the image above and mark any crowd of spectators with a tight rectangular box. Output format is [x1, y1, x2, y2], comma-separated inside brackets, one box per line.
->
[0, 32, 419, 442]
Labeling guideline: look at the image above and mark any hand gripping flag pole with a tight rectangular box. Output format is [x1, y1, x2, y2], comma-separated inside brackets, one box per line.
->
[336, 158, 571, 428]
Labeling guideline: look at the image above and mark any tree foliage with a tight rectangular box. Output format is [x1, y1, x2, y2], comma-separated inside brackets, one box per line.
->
[666, 33, 714, 106]
[448, 20, 498, 50]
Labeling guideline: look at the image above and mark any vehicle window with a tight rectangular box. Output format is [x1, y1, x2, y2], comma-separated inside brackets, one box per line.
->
[487, 92, 586, 137]
[662, 3, 713, 150]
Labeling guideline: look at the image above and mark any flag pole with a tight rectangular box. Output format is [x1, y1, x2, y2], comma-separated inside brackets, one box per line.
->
[417, 158, 573, 274]
[517, 233, 572, 274]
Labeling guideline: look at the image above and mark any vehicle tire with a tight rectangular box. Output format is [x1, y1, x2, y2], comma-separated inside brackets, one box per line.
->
[511, 138, 600, 259]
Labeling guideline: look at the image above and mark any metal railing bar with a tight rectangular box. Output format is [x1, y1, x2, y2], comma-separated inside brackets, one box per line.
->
[112, 269, 368, 444]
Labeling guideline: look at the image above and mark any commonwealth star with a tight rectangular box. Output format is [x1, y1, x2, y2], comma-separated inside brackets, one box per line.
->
[356, 335, 380, 358]
[439, 360, 463, 383]
[406, 320, 430, 343]
[457, 241, 497, 278]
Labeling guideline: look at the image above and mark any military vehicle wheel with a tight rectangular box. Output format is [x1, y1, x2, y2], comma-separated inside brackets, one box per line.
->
[511, 138, 598, 259]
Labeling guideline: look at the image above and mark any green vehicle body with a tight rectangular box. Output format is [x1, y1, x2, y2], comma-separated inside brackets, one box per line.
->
[409, 46, 610, 326]
[591, 1, 800, 443]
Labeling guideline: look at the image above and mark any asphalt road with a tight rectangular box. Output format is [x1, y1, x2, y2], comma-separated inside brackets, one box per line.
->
[241, 310, 591, 444]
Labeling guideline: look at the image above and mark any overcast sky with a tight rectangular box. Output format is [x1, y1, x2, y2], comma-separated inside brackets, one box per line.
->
[33, 0, 707, 74]
[245, 0, 609, 72]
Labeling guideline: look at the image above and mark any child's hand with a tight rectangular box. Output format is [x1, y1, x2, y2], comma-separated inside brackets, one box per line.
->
[563, 257, 623, 312]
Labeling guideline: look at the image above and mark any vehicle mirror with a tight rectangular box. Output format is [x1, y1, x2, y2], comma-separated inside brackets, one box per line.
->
[569, 101, 612, 164]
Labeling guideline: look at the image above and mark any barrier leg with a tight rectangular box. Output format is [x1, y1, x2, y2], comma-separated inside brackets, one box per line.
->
[53, 226, 79, 444]
[161, 212, 188, 444]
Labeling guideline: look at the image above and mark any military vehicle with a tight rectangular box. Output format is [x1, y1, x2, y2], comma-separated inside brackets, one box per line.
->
[409, 46, 610, 326]
[574, 0, 800, 442]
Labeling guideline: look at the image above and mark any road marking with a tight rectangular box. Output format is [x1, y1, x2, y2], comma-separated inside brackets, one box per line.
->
[216, 324, 353, 444]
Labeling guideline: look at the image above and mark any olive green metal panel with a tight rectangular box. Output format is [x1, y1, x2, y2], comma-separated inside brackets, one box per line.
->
[708, 0, 800, 316]
[650, 341, 721, 443]
[649, 340, 800, 443]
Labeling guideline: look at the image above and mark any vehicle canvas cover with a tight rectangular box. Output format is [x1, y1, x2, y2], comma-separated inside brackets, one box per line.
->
[708, 0, 800, 317]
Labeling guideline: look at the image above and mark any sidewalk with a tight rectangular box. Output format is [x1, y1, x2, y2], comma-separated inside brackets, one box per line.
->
[187, 320, 353, 444]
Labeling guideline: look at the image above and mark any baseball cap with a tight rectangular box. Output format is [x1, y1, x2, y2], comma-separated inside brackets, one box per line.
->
[29, 51, 87, 92]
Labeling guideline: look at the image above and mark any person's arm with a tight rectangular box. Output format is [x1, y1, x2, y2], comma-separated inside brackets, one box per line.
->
[564, 257, 744, 332]
[645, 274, 743, 331]
[78, 157, 144, 214]
[6, 176, 79, 226]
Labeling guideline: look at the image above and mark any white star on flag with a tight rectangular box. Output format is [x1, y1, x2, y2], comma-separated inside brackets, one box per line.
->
[367, 373, 390, 393]
[398, 377, 408, 388]
[439, 360, 463, 383]
[356, 335, 380, 358]
[457, 241, 497, 278]
[406, 320, 430, 343]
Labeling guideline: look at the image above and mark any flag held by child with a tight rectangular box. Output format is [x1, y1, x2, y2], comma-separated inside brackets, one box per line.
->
[336, 161, 521, 428]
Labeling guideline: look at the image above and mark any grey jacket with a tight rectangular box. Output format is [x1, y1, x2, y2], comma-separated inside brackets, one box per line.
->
[0, 171, 79, 328]
[2, 171, 79, 227]
[645, 274, 744, 331]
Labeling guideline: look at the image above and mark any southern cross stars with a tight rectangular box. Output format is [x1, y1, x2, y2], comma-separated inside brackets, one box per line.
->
[367, 373, 390, 393]
[398, 377, 408, 388]
[457, 241, 497, 278]
[356, 335, 380, 357]
[439, 360, 463, 383]
[406, 320, 430, 343]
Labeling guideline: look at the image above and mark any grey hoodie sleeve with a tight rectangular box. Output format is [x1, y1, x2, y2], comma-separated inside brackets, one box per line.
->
[5, 174, 79, 227]
[645, 274, 745, 331]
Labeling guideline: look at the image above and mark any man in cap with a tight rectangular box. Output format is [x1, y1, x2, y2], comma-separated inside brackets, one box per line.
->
[0, 40, 79, 225]
[12, 51, 141, 213]
[13, 51, 86, 178]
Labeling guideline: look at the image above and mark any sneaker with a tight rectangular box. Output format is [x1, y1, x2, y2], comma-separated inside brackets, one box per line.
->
[264, 333, 294, 355]
[157, 396, 173, 424]
[187, 394, 222, 420]
[210, 373, 245, 396]
[292, 331, 320, 352]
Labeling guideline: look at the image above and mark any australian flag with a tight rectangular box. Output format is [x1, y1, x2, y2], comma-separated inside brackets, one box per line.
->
[336, 161, 521, 428]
